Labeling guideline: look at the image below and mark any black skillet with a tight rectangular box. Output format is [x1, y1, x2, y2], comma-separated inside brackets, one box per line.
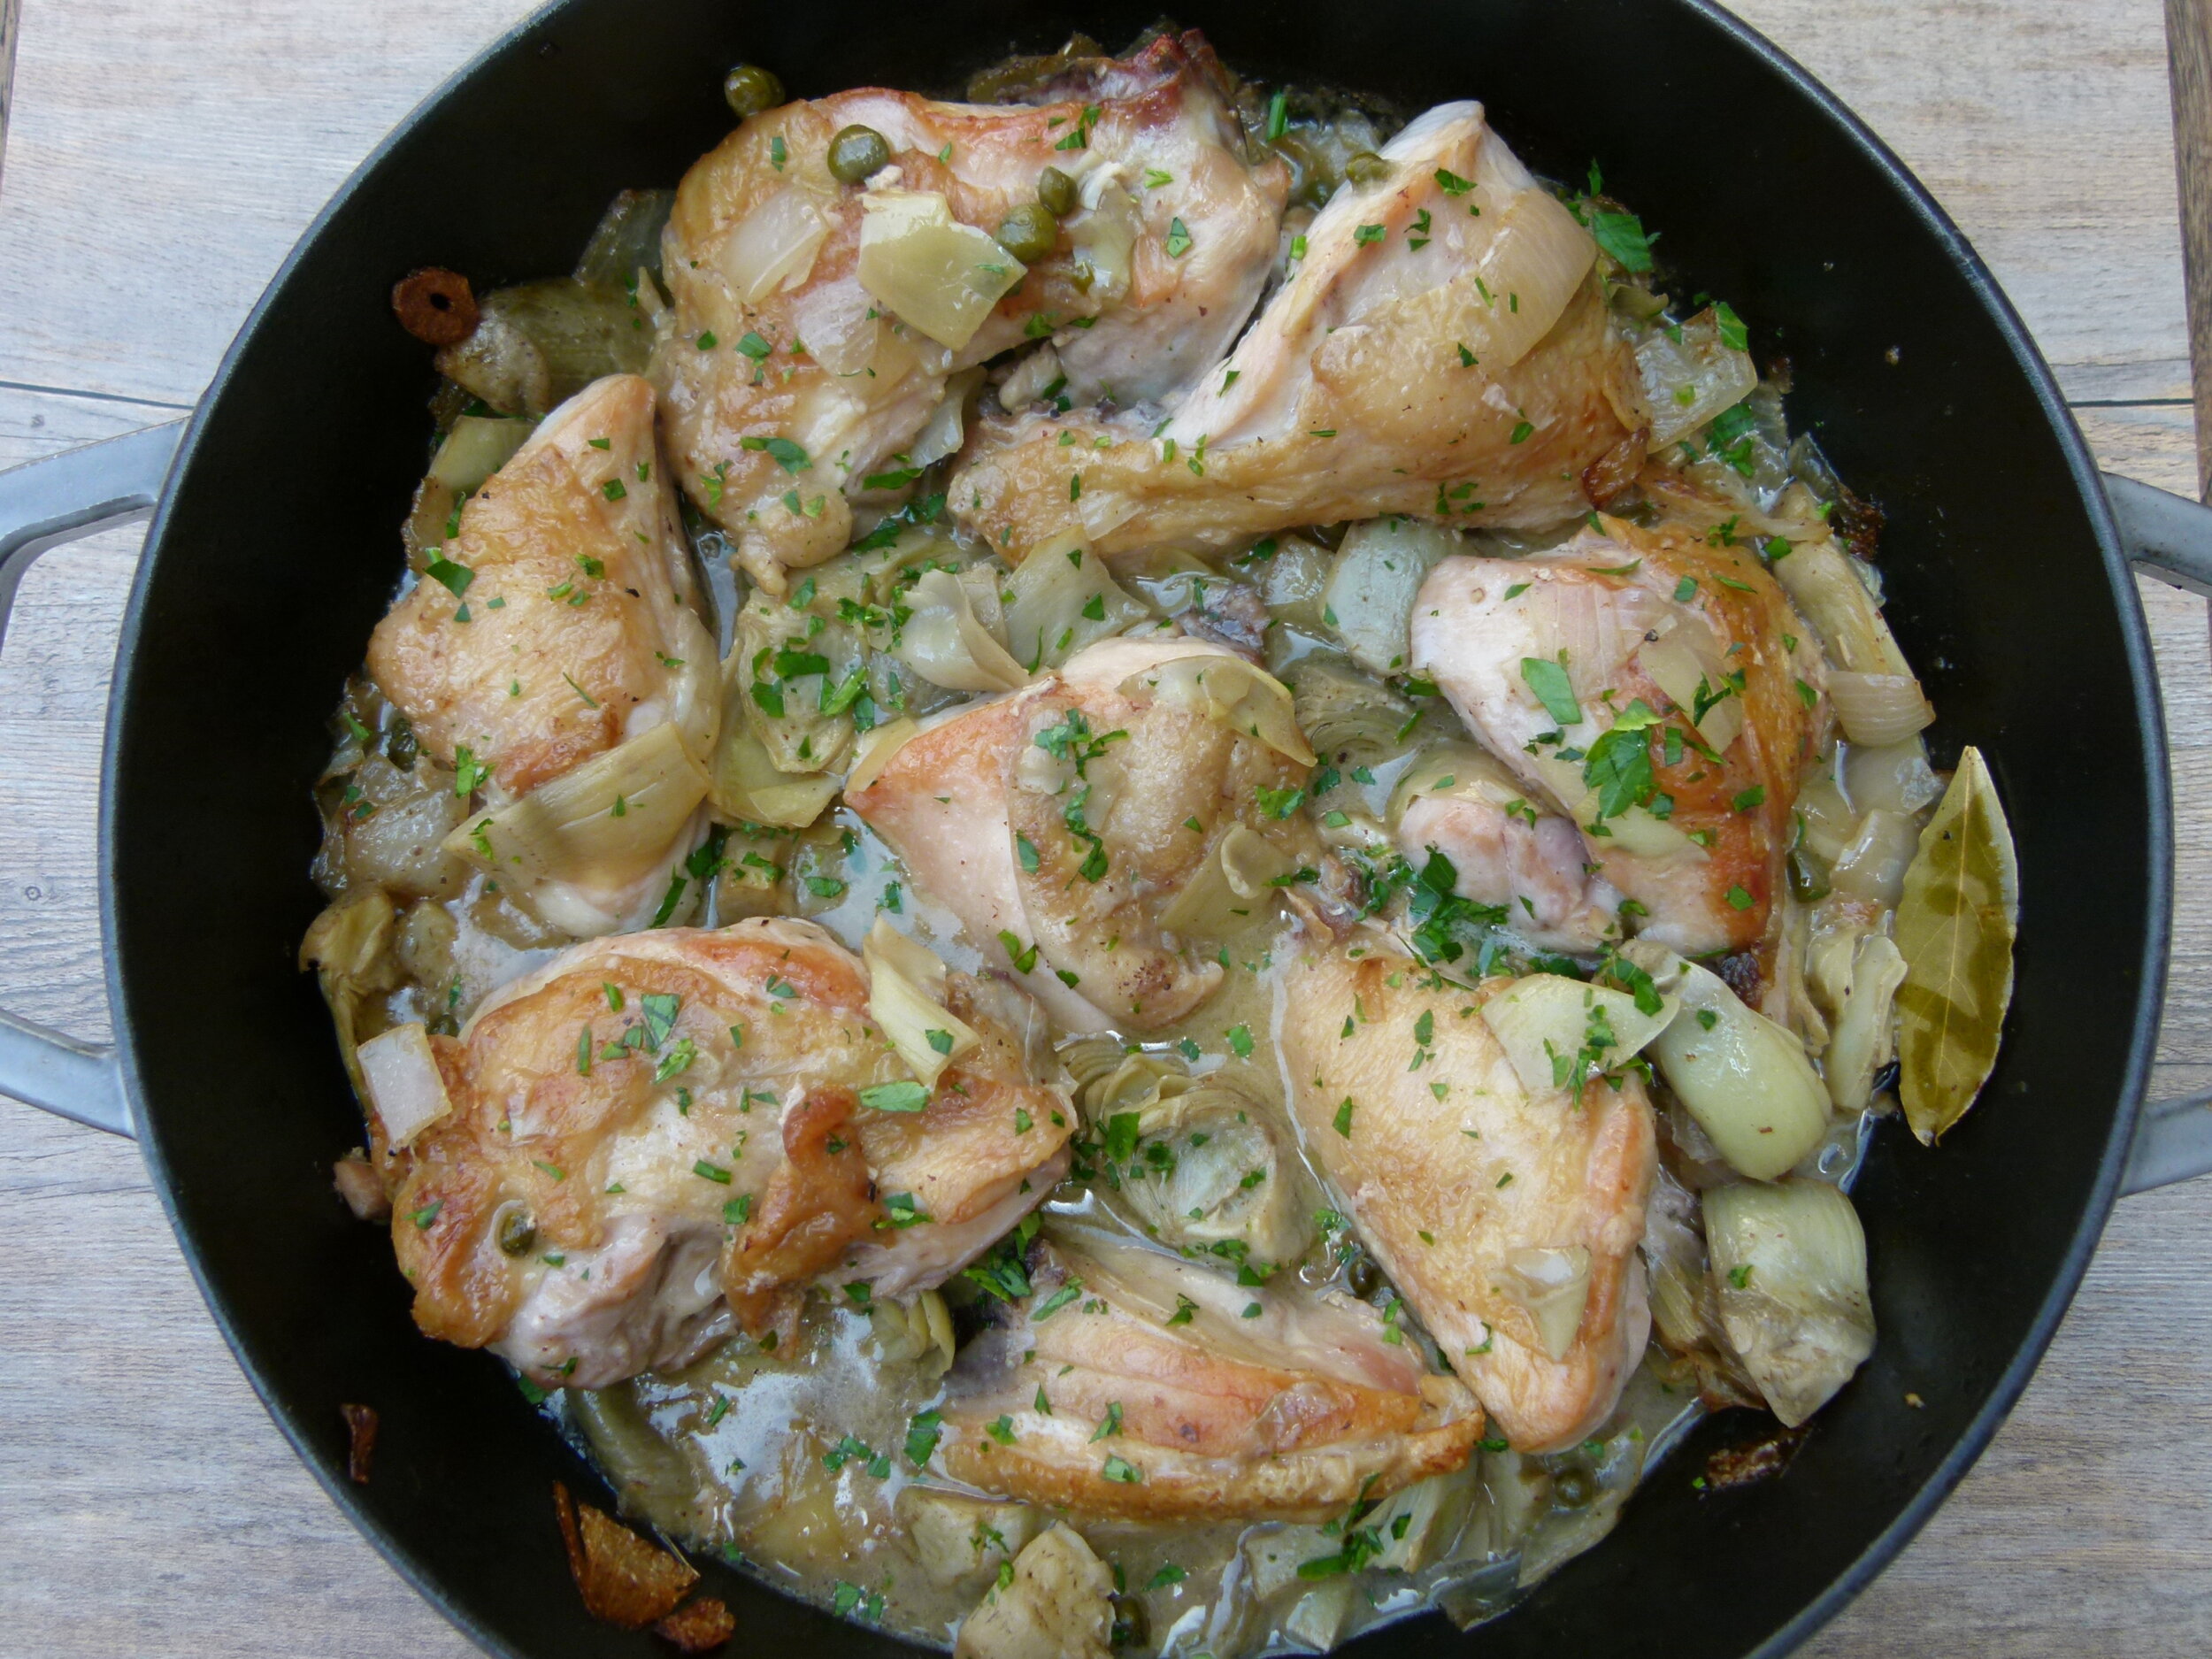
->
[4, 1, 2211, 1655]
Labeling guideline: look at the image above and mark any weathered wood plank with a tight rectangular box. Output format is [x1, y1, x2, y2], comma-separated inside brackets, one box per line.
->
[2165, 0, 2212, 491]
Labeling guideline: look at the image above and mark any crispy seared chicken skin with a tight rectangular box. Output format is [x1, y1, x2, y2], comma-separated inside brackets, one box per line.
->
[1281, 937, 1656, 1452]
[935, 1232, 1484, 1520]
[950, 102, 1642, 562]
[372, 918, 1071, 1389]
[652, 30, 1288, 590]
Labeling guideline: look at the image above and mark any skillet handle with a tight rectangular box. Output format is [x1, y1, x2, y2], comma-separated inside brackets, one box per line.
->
[0, 421, 187, 1139]
[2103, 471, 2212, 1192]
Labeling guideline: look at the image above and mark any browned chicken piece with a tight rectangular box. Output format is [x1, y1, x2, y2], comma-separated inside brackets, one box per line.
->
[846, 638, 1317, 1033]
[368, 918, 1071, 1388]
[933, 1231, 1483, 1520]
[1410, 514, 1827, 957]
[949, 102, 1643, 563]
[1280, 936, 1655, 1452]
[650, 30, 1287, 591]
[367, 373, 717, 800]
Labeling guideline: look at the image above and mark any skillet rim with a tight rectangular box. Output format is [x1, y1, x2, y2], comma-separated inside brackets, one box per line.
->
[95, 2, 2174, 1655]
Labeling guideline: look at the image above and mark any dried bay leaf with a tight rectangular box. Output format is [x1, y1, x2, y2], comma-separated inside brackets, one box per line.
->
[1893, 746, 2017, 1143]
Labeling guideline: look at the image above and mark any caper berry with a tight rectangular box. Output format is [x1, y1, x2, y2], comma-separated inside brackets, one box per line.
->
[1553, 1465, 1597, 1509]
[1036, 165, 1079, 218]
[722, 64, 784, 120]
[1787, 845, 1832, 902]
[386, 716, 419, 771]
[828, 124, 893, 185]
[496, 1207, 538, 1257]
[1345, 150, 1393, 185]
[1109, 1597, 1149, 1648]
[995, 202, 1059, 264]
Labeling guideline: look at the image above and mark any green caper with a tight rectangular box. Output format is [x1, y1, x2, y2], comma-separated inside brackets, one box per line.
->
[1345, 150, 1393, 185]
[827, 124, 893, 185]
[1553, 1465, 1597, 1509]
[722, 64, 784, 119]
[496, 1207, 537, 1257]
[1036, 165, 1079, 218]
[386, 716, 419, 771]
[1347, 1254, 1384, 1299]
[1787, 845, 1832, 902]
[995, 201, 1059, 264]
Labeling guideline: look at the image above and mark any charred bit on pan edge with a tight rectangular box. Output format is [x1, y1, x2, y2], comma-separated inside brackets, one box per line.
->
[392, 267, 480, 347]
[340, 1402, 379, 1485]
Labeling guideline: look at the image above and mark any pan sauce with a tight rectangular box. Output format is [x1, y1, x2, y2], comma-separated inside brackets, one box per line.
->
[307, 27, 2009, 1656]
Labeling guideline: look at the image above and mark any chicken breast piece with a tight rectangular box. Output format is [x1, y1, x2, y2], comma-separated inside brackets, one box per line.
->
[372, 917, 1072, 1388]
[367, 373, 717, 800]
[1280, 936, 1655, 1452]
[934, 1231, 1483, 1521]
[1409, 515, 1826, 956]
[950, 102, 1643, 562]
[650, 29, 1287, 590]
[846, 637, 1318, 1033]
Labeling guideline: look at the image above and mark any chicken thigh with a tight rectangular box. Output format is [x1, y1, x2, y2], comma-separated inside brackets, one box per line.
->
[366, 917, 1072, 1388]
[365, 373, 720, 934]
[651, 30, 1288, 590]
[846, 637, 1318, 1033]
[949, 101, 1643, 562]
[1279, 936, 1655, 1451]
[1410, 515, 1826, 956]
[932, 1230, 1483, 1520]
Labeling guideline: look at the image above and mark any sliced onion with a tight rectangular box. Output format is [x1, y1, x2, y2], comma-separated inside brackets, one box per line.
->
[1636, 306, 1758, 447]
[1829, 672, 1934, 747]
[1499, 1245, 1592, 1361]
[1832, 807, 1919, 907]
[718, 185, 831, 304]
[1481, 974, 1678, 1095]
[895, 567, 1029, 692]
[787, 274, 880, 377]
[1705, 1179, 1874, 1426]
[857, 189, 1025, 351]
[1769, 540, 1914, 677]
[1634, 630, 1744, 753]
[1118, 653, 1316, 766]
[1571, 790, 1701, 859]
[1467, 188, 1597, 371]
[1795, 769, 1858, 864]
[864, 918, 979, 1088]
[357, 1021, 452, 1149]
[1628, 941, 1832, 1181]
[1842, 737, 1944, 817]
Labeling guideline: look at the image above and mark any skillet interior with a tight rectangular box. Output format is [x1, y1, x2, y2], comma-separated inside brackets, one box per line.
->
[104, 1, 2168, 1654]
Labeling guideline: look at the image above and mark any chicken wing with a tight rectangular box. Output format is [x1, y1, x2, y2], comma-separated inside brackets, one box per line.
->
[370, 917, 1072, 1388]
[1280, 936, 1655, 1452]
[1409, 514, 1826, 956]
[846, 637, 1318, 1033]
[949, 102, 1642, 562]
[650, 30, 1287, 590]
[933, 1230, 1483, 1521]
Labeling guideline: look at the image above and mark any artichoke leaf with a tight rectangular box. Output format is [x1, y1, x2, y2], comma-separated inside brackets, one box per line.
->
[1893, 745, 2017, 1143]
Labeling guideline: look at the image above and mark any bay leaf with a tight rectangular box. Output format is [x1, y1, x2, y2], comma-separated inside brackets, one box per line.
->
[1893, 746, 2018, 1143]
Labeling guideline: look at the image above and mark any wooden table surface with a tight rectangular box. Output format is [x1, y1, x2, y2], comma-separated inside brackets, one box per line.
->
[2, 2, 2208, 1654]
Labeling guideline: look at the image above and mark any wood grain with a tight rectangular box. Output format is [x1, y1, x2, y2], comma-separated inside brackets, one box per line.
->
[2169, 0, 2212, 493]
[0, 3, 2206, 1656]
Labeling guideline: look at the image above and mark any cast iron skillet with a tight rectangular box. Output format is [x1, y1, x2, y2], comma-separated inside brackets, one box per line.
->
[5, 1, 2212, 1654]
